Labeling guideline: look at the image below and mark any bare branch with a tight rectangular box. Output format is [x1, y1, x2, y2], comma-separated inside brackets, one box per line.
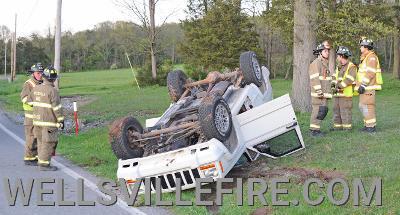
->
[155, 7, 179, 37]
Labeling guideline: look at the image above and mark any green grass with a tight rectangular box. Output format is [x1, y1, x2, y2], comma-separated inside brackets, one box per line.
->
[0, 70, 399, 214]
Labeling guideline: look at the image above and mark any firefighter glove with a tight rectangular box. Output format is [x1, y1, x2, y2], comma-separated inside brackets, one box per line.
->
[358, 84, 366, 94]
[59, 121, 65, 130]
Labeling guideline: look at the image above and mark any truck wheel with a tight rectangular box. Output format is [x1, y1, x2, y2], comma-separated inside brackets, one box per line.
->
[240, 51, 263, 87]
[109, 116, 144, 160]
[198, 94, 232, 141]
[167, 70, 187, 102]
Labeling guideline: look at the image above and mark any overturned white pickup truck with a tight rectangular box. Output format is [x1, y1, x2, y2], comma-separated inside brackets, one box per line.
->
[110, 51, 305, 193]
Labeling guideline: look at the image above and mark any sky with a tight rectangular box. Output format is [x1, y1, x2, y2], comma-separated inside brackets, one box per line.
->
[0, 0, 187, 37]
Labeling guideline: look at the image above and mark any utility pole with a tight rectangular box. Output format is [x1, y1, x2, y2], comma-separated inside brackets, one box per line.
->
[10, 33, 13, 82]
[54, 0, 62, 89]
[4, 39, 6, 80]
[11, 14, 17, 82]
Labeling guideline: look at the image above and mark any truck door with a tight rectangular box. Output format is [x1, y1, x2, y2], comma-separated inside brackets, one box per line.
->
[234, 94, 305, 160]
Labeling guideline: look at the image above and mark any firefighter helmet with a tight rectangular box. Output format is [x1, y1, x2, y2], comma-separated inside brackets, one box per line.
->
[43, 66, 58, 81]
[313, 41, 331, 55]
[359, 37, 374, 49]
[28, 63, 44, 74]
[336, 46, 352, 57]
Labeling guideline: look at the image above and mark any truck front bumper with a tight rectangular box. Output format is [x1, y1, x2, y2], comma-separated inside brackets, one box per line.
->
[117, 138, 232, 193]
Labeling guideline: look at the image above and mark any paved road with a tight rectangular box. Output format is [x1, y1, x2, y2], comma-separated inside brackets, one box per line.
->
[0, 110, 171, 215]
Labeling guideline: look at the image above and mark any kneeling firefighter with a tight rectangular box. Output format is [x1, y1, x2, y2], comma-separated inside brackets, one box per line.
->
[27, 66, 64, 171]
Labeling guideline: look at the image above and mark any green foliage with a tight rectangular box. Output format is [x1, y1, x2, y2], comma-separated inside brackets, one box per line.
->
[317, 0, 395, 52]
[263, 0, 294, 48]
[136, 60, 171, 86]
[183, 64, 208, 80]
[186, 0, 215, 19]
[0, 36, 51, 74]
[0, 21, 184, 74]
[180, 0, 263, 71]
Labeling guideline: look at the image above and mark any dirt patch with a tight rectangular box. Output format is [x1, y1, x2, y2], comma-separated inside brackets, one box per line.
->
[60, 95, 99, 134]
[249, 166, 345, 184]
[88, 156, 106, 167]
[228, 159, 345, 184]
[61, 95, 97, 114]
[251, 207, 273, 215]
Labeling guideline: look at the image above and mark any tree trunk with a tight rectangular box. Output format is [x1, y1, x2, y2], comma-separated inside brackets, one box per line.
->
[393, 36, 400, 79]
[4, 40, 7, 79]
[149, 0, 157, 80]
[389, 37, 393, 71]
[393, 0, 400, 79]
[268, 31, 272, 69]
[384, 38, 387, 66]
[292, 0, 316, 112]
[171, 45, 175, 64]
[203, 0, 208, 14]
[285, 55, 292, 80]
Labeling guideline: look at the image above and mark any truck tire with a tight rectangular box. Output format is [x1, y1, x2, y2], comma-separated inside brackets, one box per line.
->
[167, 70, 187, 102]
[240, 51, 263, 87]
[109, 116, 144, 160]
[198, 94, 232, 141]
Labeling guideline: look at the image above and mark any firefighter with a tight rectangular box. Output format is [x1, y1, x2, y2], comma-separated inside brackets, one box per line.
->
[27, 66, 64, 171]
[355, 37, 383, 132]
[309, 41, 332, 137]
[21, 63, 43, 165]
[331, 46, 357, 130]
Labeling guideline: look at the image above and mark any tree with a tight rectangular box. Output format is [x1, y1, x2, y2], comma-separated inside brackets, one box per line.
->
[1, 25, 10, 78]
[116, 0, 175, 80]
[187, 0, 214, 18]
[292, 0, 316, 112]
[393, 0, 400, 79]
[181, 0, 262, 71]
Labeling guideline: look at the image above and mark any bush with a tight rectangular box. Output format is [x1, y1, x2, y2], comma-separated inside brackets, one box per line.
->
[183, 64, 207, 81]
[136, 60, 171, 86]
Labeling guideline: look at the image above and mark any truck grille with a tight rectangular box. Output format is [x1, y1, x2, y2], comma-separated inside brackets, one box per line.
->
[148, 168, 201, 191]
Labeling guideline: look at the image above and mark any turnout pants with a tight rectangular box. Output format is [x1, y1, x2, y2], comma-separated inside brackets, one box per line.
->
[24, 125, 38, 160]
[33, 126, 58, 166]
[333, 97, 353, 129]
[310, 98, 328, 131]
[359, 91, 376, 128]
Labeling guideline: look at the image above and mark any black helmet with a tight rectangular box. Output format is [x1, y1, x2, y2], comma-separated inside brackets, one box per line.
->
[29, 63, 44, 73]
[336, 46, 352, 57]
[43, 66, 58, 81]
[359, 37, 374, 49]
[313, 41, 331, 55]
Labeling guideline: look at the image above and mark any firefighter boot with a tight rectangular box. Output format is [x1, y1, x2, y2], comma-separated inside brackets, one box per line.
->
[39, 164, 58, 171]
[310, 130, 325, 137]
[364, 127, 376, 133]
[24, 160, 38, 166]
